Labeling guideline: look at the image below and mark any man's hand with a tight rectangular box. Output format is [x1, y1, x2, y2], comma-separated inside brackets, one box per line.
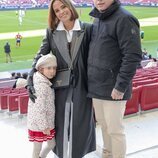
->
[111, 88, 124, 100]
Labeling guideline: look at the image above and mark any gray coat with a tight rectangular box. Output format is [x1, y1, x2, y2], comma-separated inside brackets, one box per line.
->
[32, 22, 96, 158]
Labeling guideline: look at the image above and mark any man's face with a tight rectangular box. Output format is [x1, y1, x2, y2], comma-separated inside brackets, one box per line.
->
[93, 0, 114, 12]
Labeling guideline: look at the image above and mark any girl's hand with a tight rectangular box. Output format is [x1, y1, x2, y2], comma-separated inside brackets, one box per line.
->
[43, 128, 51, 135]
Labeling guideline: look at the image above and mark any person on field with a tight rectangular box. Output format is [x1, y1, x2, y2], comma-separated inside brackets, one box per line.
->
[15, 33, 22, 47]
[4, 42, 12, 63]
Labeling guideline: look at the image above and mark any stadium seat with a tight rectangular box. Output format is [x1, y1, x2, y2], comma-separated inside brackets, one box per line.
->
[140, 83, 158, 111]
[0, 90, 13, 110]
[0, 94, 8, 110]
[7, 94, 21, 114]
[132, 76, 149, 82]
[124, 86, 142, 115]
[19, 88, 28, 93]
[11, 89, 20, 93]
[18, 95, 29, 118]
[147, 75, 158, 80]
[133, 78, 158, 87]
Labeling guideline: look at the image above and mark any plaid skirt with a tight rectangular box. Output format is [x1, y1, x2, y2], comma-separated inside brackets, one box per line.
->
[28, 129, 55, 142]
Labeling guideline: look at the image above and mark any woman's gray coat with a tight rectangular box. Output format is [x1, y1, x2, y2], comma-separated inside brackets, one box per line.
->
[32, 22, 96, 158]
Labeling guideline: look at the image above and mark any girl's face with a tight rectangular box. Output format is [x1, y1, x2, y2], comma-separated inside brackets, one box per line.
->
[53, 0, 72, 23]
[41, 66, 57, 79]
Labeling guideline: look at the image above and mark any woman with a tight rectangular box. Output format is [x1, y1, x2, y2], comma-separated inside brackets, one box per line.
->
[27, 0, 96, 158]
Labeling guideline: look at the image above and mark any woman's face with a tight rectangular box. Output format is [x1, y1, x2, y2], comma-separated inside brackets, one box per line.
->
[53, 0, 72, 23]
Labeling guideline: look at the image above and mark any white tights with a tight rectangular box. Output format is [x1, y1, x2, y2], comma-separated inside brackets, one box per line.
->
[32, 139, 55, 158]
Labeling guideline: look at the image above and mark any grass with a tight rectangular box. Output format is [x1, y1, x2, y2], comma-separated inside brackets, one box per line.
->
[0, 36, 43, 63]
[141, 26, 158, 41]
[140, 25, 158, 57]
[141, 40, 158, 57]
[124, 6, 158, 19]
[0, 10, 48, 33]
[0, 60, 33, 72]
[0, 6, 158, 71]
[0, 7, 158, 33]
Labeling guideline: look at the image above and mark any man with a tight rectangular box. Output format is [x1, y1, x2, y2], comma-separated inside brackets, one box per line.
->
[4, 42, 12, 63]
[15, 33, 22, 47]
[88, 0, 142, 158]
[18, 9, 25, 26]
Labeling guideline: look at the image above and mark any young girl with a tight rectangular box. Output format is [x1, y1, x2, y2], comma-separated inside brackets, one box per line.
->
[27, 54, 57, 158]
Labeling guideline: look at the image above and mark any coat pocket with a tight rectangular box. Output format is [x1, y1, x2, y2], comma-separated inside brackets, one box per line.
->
[92, 66, 115, 86]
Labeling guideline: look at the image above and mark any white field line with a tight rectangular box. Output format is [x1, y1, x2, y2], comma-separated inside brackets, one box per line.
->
[0, 17, 158, 40]
[0, 29, 46, 40]
[139, 17, 158, 27]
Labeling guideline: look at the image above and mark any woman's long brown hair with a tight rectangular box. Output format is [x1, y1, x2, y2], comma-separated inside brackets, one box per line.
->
[48, 0, 79, 30]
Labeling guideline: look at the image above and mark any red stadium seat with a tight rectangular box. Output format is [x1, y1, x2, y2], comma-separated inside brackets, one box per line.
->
[132, 76, 149, 82]
[11, 89, 20, 93]
[133, 78, 158, 87]
[7, 94, 21, 114]
[140, 83, 158, 111]
[125, 86, 142, 116]
[147, 75, 158, 80]
[18, 95, 29, 116]
[19, 87, 27, 93]
[0, 94, 8, 110]
[0, 90, 13, 111]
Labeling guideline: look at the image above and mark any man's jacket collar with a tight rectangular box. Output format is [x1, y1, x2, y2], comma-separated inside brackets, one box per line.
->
[89, 0, 120, 20]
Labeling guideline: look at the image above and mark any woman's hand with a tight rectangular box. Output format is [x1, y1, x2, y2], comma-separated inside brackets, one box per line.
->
[27, 68, 37, 103]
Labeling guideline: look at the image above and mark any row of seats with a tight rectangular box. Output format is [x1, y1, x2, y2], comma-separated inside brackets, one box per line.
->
[1, 67, 158, 118]
[0, 87, 29, 118]
[1, 85, 157, 118]
[133, 78, 158, 87]
[125, 82, 158, 115]
[125, 67, 158, 115]
[133, 67, 158, 87]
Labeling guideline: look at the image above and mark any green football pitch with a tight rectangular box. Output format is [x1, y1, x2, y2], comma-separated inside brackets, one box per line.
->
[0, 6, 158, 71]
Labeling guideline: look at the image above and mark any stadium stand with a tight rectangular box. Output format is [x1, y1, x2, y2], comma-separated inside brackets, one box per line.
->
[0, 65, 157, 118]
[0, 87, 28, 118]
[124, 66, 158, 116]
[0, 0, 157, 8]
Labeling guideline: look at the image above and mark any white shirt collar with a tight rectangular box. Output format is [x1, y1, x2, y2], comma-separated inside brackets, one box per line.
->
[56, 19, 81, 42]
[56, 19, 81, 31]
